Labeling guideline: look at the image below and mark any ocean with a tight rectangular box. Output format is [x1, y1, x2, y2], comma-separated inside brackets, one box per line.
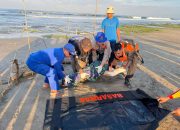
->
[0, 9, 180, 38]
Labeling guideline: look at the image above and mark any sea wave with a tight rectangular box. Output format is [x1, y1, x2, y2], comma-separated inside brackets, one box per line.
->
[28, 14, 175, 22]
[0, 9, 180, 38]
[132, 16, 172, 21]
[28, 14, 104, 20]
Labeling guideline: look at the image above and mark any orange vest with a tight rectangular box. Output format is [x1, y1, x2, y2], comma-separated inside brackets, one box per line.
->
[115, 50, 127, 62]
[115, 42, 139, 62]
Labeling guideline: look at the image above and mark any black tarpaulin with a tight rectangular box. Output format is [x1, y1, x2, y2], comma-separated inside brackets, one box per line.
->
[43, 89, 170, 130]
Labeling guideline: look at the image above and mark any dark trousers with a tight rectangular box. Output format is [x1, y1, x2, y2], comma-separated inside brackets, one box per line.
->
[125, 53, 139, 80]
[110, 40, 116, 51]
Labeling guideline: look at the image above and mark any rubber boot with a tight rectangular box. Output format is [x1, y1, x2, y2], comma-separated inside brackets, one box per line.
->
[124, 78, 130, 86]
[124, 75, 133, 86]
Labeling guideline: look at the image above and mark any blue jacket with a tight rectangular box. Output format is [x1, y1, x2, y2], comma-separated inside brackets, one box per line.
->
[27, 48, 65, 78]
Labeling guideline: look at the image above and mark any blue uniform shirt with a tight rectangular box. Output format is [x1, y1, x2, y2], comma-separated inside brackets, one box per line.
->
[28, 48, 65, 78]
[101, 17, 120, 41]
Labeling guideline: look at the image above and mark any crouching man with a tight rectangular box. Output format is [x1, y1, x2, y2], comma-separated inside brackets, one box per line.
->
[68, 36, 93, 73]
[94, 32, 112, 73]
[108, 39, 144, 86]
[26, 43, 76, 96]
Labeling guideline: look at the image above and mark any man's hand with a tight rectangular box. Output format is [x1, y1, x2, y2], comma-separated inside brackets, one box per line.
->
[77, 59, 86, 68]
[79, 69, 84, 74]
[109, 67, 114, 72]
[172, 108, 180, 116]
[96, 65, 103, 73]
[80, 73, 90, 79]
[64, 75, 72, 85]
[157, 97, 170, 103]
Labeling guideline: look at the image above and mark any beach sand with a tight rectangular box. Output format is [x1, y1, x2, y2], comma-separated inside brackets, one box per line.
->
[0, 38, 36, 61]
[0, 28, 179, 129]
[143, 28, 180, 44]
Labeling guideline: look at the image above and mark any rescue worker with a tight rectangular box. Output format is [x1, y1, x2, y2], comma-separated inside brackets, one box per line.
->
[102, 6, 120, 51]
[26, 43, 76, 96]
[157, 89, 180, 116]
[68, 36, 93, 73]
[94, 32, 112, 73]
[108, 39, 144, 86]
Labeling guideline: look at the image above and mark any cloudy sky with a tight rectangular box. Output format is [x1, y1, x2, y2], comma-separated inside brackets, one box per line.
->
[0, 0, 180, 18]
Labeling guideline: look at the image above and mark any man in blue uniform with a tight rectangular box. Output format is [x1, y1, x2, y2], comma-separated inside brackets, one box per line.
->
[26, 43, 76, 96]
[102, 6, 120, 51]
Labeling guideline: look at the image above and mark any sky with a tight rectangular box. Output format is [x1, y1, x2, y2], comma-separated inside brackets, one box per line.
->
[0, 0, 180, 19]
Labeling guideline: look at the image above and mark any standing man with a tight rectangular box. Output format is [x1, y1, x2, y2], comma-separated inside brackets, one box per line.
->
[102, 6, 120, 51]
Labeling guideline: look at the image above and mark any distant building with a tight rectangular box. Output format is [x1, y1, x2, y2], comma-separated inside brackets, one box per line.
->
[132, 16, 141, 19]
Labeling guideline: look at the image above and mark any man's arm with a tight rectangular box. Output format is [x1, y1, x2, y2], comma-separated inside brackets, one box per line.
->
[101, 19, 105, 33]
[101, 41, 112, 66]
[116, 17, 120, 42]
[108, 53, 115, 71]
[157, 89, 180, 103]
[116, 28, 120, 42]
[54, 63, 65, 79]
[71, 55, 78, 73]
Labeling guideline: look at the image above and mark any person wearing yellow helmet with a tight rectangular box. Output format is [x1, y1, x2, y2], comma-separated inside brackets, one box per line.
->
[102, 6, 121, 51]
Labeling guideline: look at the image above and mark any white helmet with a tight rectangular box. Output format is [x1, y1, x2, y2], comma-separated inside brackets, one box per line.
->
[106, 6, 114, 14]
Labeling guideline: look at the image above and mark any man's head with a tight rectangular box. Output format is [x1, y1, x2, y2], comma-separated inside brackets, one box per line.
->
[106, 6, 114, 19]
[95, 32, 108, 49]
[80, 38, 92, 53]
[63, 43, 76, 57]
[114, 43, 123, 58]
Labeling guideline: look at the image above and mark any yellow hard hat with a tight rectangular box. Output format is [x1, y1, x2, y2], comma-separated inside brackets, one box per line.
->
[106, 6, 114, 14]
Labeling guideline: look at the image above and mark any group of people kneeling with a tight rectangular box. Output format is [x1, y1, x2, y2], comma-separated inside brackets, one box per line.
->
[26, 32, 144, 96]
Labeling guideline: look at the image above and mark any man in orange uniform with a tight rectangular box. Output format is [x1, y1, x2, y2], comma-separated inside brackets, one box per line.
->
[108, 39, 143, 86]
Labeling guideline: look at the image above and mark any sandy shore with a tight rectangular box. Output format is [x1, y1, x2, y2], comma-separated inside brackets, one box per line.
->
[142, 28, 180, 44]
[0, 28, 180, 129]
[0, 38, 35, 61]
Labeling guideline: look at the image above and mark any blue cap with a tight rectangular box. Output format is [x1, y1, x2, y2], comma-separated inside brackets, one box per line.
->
[64, 43, 76, 55]
[95, 32, 107, 43]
